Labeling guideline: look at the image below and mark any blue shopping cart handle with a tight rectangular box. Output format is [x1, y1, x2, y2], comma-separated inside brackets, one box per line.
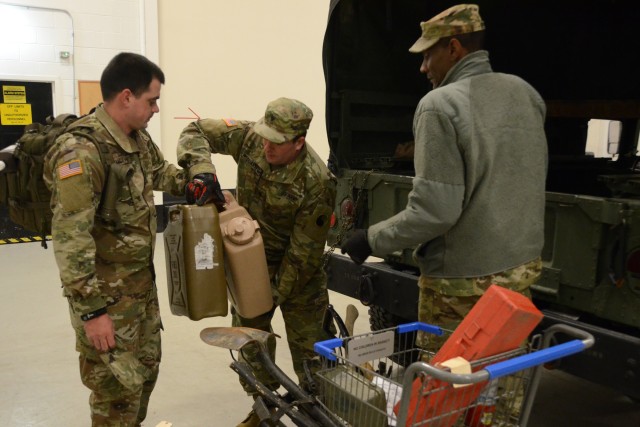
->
[397, 322, 445, 336]
[313, 322, 444, 361]
[485, 339, 586, 379]
[314, 337, 343, 361]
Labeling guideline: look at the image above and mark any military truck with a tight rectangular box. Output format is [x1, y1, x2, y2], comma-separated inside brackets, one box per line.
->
[323, 0, 640, 400]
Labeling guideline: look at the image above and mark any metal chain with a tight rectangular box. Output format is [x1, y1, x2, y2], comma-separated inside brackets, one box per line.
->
[322, 170, 374, 268]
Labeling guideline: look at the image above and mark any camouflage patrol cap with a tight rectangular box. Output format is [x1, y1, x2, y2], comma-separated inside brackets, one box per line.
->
[409, 4, 485, 53]
[253, 97, 313, 144]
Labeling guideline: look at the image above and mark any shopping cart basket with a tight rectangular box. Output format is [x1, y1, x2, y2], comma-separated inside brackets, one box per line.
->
[314, 322, 594, 427]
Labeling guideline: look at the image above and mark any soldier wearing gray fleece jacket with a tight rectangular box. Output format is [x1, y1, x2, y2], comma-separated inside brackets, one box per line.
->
[341, 4, 547, 344]
[369, 48, 547, 281]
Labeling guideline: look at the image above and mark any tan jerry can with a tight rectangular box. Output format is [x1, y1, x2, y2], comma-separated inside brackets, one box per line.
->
[164, 204, 228, 320]
[219, 191, 272, 319]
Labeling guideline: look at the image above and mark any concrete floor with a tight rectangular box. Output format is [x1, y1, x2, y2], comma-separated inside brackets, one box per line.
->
[1, 237, 639, 426]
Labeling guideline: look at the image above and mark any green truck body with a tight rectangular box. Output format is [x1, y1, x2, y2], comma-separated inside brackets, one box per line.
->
[323, 0, 640, 398]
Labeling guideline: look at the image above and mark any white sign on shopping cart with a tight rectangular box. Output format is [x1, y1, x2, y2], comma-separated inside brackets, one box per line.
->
[346, 330, 395, 366]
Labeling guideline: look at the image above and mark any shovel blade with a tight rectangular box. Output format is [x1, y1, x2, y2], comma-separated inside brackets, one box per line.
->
[200, 327, 279, 351]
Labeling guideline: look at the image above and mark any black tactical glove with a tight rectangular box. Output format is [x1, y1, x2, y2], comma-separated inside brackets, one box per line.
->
[185, 173, 226, 209]
[341, 229, 372, 265]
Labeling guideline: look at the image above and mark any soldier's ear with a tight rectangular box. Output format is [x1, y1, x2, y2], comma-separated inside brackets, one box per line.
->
[449, 38, 468, 61]
[294, 136, 305, 151]
[116, 88, 134, 107]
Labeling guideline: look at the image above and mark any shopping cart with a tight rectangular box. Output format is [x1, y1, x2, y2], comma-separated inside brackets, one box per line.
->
[314, 322, 594, 427]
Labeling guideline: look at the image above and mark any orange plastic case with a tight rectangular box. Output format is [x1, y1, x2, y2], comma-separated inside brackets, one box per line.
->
[398, 284, 543, 426]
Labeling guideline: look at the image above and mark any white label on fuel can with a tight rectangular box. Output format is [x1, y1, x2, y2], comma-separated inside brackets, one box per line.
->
[194, 233, 218, 270]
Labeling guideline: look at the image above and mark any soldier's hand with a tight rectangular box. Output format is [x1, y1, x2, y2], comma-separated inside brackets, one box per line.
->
[185, 173, 226, 209]
[185, 180, 201, 205]
[341, 229, 372, 265]
[83, 314, 116, 352]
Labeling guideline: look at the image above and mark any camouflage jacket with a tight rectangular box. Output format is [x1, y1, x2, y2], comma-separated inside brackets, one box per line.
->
[44, 105, 187, 316]
[177, 119, 336, 302]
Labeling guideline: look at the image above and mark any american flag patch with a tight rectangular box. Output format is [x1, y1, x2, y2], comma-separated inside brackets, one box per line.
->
[223, 118, 237, 127]
[58, 160, 83, 180]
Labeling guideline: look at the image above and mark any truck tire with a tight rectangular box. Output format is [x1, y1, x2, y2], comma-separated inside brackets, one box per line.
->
[368, 305, 420, 367]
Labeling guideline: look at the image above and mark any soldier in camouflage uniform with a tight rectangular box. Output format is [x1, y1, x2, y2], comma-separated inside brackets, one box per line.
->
[43, 52, 187, 426]
[342, 4, 548, 351]
[177, 98, 337, 427]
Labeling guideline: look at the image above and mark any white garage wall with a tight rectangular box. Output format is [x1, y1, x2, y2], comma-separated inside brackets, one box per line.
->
[0, 0, 153, 115]
[0, 4, 73, 114]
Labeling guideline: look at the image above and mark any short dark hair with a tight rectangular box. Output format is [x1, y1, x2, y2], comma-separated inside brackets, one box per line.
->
[438, 30, 485, 52]
[100, 52, 165, 101]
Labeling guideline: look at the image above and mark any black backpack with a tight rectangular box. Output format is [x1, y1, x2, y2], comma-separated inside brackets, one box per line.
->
[0, 114, 80, 246]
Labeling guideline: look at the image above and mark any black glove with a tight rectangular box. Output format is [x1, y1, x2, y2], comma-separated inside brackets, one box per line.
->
[341, 229, 372, 265]
[185, 173, 226, 209]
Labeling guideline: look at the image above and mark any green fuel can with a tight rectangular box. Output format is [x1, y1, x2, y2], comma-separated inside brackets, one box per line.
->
[164, 204, 228, 320]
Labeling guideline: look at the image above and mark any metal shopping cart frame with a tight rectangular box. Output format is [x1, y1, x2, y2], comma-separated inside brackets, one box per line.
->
[314, 322, 595, 427]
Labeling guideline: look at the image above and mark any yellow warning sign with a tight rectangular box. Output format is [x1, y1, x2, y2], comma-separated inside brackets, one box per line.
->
[0, 103, 32, 125]
[2, 85, 27, 103]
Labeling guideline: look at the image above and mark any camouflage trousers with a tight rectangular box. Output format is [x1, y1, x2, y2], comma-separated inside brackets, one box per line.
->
[416, 257, 541, 352]
[417, 259, 541, 426]
[232, 267, 335, 394]
[70, 287, 162, 427]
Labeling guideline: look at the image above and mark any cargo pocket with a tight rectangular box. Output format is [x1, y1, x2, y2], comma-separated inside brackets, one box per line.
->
[99, 350, 151, 392]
